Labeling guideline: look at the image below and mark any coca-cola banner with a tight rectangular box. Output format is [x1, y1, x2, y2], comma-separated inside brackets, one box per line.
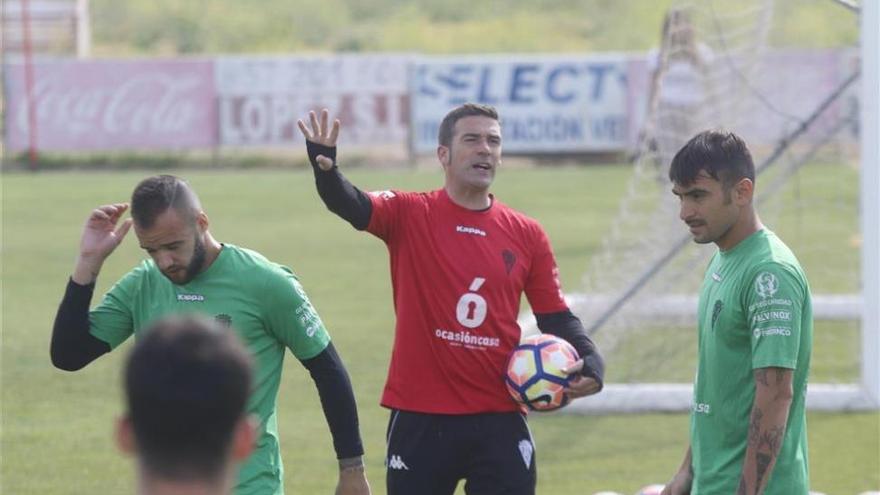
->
[4, 59, 215, 151]
[215, 54, 411, 148]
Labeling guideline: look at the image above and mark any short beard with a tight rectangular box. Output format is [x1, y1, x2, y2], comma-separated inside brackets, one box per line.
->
[183, 234, 206, 283]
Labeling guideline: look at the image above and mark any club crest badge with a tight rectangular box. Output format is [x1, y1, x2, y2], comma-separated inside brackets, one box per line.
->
[502, 249, 516, 275]
[518, 439, 533, 468]
[754, 272, 779, 299]
[711, 300, 723, 330]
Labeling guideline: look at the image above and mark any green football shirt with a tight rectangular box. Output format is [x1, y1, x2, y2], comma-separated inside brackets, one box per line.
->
[690, 229, 812, 494]
[90, 244, 331, 495]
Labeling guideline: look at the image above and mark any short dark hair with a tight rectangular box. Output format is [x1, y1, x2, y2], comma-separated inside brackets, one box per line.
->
[438, 103, 500, 147]
[669, 130, 755, 189]
[124, 315, 253, 481]
[131, 175, 202, 229]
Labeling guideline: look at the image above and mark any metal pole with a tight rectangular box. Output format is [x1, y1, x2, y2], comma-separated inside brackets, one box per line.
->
[21, 0, 39, 169]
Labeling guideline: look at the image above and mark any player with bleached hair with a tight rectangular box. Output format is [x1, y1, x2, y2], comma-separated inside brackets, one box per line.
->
[298, 103, 605, 495]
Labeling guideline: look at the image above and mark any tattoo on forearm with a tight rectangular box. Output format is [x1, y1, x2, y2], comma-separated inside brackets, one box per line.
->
[758, 425, 785, 453]
[774, 369, 785, 386]
[748, 408, 763, 446]
[754, 452, 772, 495]
[756, 369, 769, 387]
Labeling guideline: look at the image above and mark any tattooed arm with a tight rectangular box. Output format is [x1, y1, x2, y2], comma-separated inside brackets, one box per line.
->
[737, 367, 794, 495]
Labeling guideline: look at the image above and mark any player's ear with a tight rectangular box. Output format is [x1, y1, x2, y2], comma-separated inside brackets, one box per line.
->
[115, 415, 136, 456]
[231, 415, 257, 462]
[437, 145, 450, 168]
[196, 210, 209, 232]
[734, 178, 754, 205]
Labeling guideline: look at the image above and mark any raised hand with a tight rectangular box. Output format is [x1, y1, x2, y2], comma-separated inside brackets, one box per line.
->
[72, 203, 133, 284]
[297, 108, 340, 171]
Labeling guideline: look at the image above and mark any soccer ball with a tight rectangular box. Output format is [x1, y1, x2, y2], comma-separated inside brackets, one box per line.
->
[635, 485, 665, 495]
[505, 334, 579, 411]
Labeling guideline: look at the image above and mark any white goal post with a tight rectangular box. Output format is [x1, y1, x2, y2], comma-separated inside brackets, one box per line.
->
[859, 0, 880, 411]
[519, 0, 879, 414]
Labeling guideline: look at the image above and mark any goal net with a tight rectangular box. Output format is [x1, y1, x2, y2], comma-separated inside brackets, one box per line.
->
[522, 0, 877, 413]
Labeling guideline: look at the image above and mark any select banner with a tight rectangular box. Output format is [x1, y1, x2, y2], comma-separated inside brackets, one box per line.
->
[410, 55, 633, 154]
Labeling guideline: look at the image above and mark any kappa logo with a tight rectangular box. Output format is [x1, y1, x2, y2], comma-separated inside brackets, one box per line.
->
[456, 225, 487, 237]
[387, 455, 409, 470]
[177, 293, 205, 302]
[518, 439, 533, 468]
[754, 272, 779, 299]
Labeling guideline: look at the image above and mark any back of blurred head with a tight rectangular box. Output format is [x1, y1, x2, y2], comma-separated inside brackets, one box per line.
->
[117, 315, 255, 495]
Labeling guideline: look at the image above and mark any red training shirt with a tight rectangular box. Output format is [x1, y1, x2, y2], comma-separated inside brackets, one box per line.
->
[366, 188, 569, 414]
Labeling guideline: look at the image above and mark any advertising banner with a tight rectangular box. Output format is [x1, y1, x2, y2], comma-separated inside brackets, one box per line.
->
[4, 59, 216, 151]
[215, 54, 411, 148]
[410, 55, 633, 154]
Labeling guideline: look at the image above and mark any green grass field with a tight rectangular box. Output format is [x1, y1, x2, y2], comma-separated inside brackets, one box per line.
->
[2, 167, 877, 494]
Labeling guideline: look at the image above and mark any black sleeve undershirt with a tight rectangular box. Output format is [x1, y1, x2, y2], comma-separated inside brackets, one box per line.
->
[306, 141, 372, 231]
[50, 278, 110, 371]
[535, 309, 605, 388]
[300, 342, 365, 459]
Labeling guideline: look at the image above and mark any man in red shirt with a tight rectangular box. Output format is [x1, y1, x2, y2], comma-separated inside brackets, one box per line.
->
[298, 103, 604, 495]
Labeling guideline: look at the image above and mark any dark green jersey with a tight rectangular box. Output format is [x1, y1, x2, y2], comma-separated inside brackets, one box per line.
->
[90, 244, 330, 495]
[691, 229, 812, 494]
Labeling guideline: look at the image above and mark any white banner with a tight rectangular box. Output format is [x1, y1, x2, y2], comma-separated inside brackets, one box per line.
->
[410, 55, 633, 154]
[215, 54, 412, 148]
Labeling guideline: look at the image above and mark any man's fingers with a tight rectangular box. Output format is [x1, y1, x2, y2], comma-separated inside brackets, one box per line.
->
[90, 208, 111, 221]
[297, 119, 313, 141]
[93, 203, 128, 222]
[320, 108, 329, 139]
[561, 358, 584, 375]
[329, 119, 340, 145]
[565, 376, 601, 399]
[316, 155, 334, 171]
[114, 218, 133, 242]
[107, 203, 129, 222]
[309, 111, 320, 138]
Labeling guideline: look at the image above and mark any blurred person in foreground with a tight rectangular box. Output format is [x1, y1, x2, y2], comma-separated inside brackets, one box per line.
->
[117, 315, 256, 495]
[662, 131, 812, 495]
[51, 175, 371, 495]
[298, 104, 604, 495]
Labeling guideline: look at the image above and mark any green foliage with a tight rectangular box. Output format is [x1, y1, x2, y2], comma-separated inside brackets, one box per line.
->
[1, 167, 877, 494]
[88, 0, 856, 55]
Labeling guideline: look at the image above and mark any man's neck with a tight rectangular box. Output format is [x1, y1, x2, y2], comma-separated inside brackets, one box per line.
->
[201, 233, 224, 271]
[717, 211, 763, 252]
[444, 184, 492, 210]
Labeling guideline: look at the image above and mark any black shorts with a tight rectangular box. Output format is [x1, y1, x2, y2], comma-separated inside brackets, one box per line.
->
[384, 409, 537, 495]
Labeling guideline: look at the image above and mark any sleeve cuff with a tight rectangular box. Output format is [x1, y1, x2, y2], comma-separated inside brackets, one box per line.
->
[306, 141, 337, 169]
